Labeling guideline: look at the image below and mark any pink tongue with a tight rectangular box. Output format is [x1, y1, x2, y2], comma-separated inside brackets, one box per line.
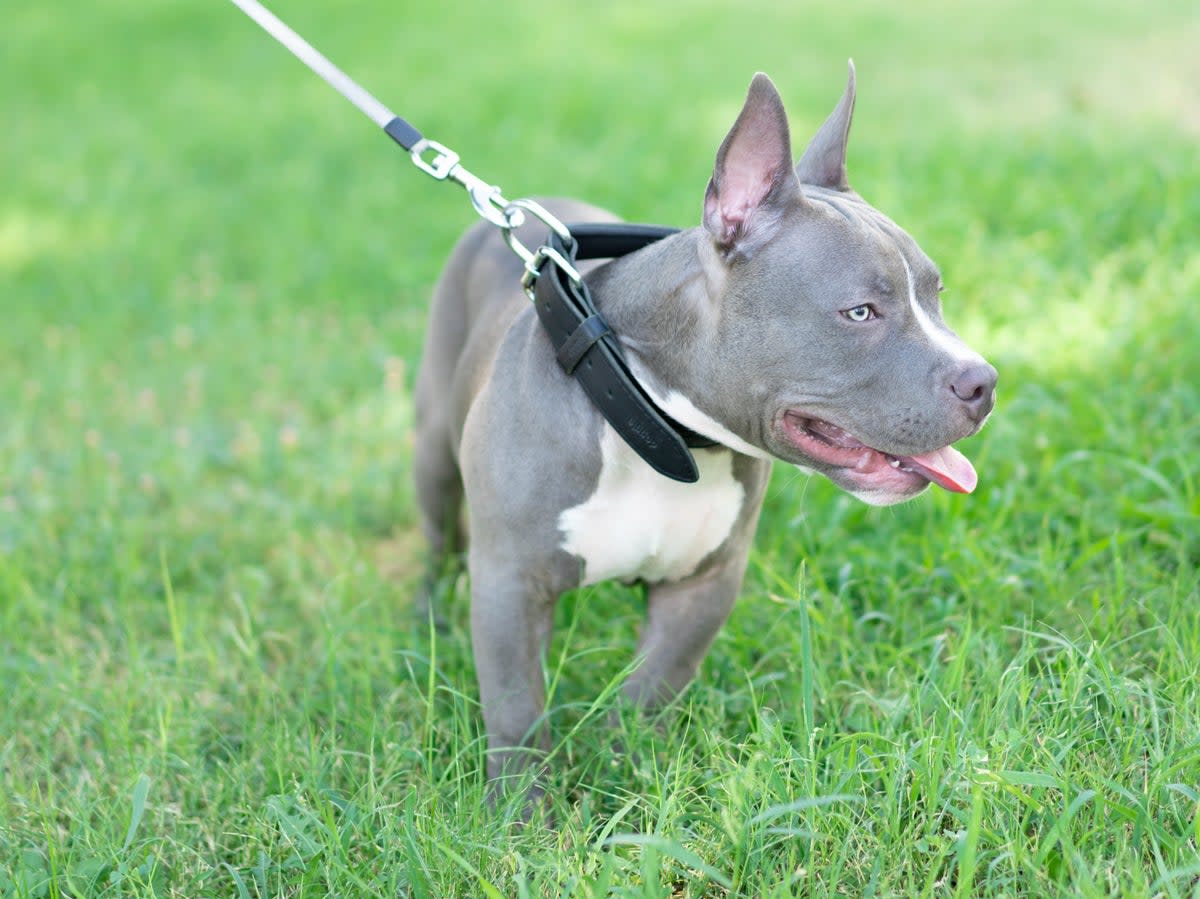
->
[903, 446, 978, 494]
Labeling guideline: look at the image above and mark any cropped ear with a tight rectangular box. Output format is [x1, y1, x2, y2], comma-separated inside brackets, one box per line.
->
[795, 60, 856, 191]
[703, 73, 801, 255]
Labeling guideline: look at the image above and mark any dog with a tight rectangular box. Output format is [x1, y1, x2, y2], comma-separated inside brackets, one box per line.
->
[413, 64, 996, 797]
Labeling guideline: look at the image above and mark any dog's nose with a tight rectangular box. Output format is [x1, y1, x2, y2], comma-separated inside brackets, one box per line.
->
[949, 361, 997, 423]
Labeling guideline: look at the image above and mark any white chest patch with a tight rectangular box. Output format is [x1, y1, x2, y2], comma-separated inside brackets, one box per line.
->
[558, 425, 746, 586]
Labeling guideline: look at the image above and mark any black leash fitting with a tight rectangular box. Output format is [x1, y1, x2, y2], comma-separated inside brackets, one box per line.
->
[532, 224, 716, 484]
[383, 116, 423, 151]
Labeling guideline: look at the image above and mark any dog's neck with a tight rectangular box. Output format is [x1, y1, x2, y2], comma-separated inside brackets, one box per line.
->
[583, 229, 718, 397]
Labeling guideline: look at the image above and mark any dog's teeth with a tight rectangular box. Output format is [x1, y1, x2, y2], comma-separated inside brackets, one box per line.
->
[889, 458, 901, 468]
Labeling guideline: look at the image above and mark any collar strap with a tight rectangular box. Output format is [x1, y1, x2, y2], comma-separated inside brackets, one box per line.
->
[531, 223, 717, 484]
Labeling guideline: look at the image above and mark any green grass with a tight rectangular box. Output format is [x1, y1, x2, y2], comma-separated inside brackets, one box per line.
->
[2, 0, 1199, 895]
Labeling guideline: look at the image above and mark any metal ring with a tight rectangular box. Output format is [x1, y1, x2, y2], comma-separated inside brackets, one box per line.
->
[518, 244, 584, 300]
[503, 228, 536, 267]
[530, 245, 582, 285]
[503, 198, 574, 245]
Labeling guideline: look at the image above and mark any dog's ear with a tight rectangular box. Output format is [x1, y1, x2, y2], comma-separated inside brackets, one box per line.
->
[703, 73, 801, 255]
[795, 60, 856, 191]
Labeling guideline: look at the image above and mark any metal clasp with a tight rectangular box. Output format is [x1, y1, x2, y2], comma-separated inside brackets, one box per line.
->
[410, 139, 521, 230]
[410, 145, 579, 291]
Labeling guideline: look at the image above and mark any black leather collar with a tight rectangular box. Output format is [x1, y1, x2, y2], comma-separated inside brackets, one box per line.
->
[531, 223, 717, 483]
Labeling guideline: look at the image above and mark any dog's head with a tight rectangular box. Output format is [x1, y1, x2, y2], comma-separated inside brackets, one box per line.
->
[689, 66, 996, 505]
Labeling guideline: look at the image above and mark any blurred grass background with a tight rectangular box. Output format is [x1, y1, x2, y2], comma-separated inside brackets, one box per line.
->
[2, 0, 1198, 895]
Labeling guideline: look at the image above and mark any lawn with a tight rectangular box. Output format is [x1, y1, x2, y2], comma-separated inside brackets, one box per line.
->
[2, 0, 1198, 895]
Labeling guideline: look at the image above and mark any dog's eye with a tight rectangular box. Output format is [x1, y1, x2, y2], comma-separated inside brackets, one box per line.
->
[843, 304, 876, 322]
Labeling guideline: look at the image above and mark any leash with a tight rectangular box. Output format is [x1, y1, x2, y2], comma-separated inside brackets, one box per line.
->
[227, 0, 712, 482]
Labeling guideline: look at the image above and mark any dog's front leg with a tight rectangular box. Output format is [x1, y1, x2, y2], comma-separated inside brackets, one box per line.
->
[622, 550, 750, 707]
[470, 573, 556, 799]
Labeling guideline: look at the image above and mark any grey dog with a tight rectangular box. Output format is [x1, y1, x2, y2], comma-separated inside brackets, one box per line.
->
[413, 64, 996, 795]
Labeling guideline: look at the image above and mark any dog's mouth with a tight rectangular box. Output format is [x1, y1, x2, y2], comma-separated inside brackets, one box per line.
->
[780, 411, 978, 495]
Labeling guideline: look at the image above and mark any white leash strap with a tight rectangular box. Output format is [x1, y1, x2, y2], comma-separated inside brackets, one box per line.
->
[228, 0, 394, 128]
